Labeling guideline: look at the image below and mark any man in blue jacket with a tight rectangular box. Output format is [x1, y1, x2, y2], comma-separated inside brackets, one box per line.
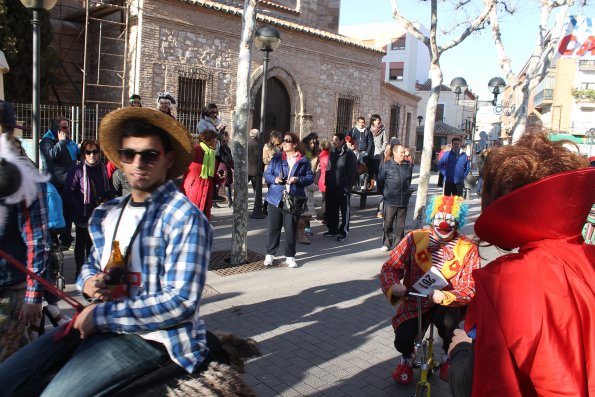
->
[437, 137, 469, 197]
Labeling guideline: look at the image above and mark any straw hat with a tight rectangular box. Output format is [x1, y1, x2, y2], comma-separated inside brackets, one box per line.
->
[99, 107, 193, 179]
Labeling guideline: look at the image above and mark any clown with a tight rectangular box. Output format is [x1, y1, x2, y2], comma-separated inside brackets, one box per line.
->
[379, 195, 480, 385]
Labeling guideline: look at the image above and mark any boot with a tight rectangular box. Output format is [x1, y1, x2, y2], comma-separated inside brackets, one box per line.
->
[226, 186, 233, 208]
[297, 217, 311, 245]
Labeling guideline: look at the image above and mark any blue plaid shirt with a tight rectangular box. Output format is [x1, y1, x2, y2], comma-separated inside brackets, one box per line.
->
[76, 181, 212, 373]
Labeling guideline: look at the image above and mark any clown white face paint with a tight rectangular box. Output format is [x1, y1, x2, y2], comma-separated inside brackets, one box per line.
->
[432, 211, 457, 241]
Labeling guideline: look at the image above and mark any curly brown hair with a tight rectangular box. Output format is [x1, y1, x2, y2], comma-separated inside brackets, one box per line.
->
[482, 129, 588, 210]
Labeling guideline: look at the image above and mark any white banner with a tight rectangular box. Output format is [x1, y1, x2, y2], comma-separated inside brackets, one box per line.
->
[556, 16, 594, 60]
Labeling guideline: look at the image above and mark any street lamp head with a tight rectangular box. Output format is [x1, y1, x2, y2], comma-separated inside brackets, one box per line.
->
[488, 76, 506, 105]
[255, 25, 281, 52]
[19, 0, 57, 10]
[450, 77, 468, 104]
[417, 115, 423, 126]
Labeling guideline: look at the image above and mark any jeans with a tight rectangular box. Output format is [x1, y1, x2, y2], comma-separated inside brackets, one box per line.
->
[383, 205, 408, 249]
[0, 326, 170, 397]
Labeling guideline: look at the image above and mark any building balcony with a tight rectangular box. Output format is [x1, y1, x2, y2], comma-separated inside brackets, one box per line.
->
[533, 88, 553, 107]
[578, 60, 595, 71]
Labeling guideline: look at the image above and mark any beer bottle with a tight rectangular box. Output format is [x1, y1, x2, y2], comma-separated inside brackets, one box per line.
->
[104, 240, 128, 299]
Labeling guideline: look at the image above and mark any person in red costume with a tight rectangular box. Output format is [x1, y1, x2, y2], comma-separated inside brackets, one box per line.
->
[181, 129, 225, 220]
[380, 194, 481, 385]
[449, 131, 595, 397]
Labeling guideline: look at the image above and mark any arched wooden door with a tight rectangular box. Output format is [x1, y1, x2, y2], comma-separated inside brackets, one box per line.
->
[252, 77, 291, 142]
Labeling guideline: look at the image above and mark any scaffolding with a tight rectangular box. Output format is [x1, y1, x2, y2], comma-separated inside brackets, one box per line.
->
[64, 0, 129, 140]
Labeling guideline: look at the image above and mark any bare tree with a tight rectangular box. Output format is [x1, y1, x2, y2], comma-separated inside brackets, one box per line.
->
[490, 0, 573, 142]
[230, 0, 258, 265]
[391, 0, 495, 227]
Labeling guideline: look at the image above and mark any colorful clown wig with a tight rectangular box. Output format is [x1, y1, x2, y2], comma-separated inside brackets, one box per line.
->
[425, 195, 468, 228]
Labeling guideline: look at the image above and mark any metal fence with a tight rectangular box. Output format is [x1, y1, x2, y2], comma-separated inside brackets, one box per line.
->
[12, 103, 119, 142]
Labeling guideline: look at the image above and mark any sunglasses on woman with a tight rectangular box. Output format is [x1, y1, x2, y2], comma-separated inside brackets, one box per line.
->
[118, 148, 162, 165]
[283, 139, 294, 144]
[85, 150, 99, 155]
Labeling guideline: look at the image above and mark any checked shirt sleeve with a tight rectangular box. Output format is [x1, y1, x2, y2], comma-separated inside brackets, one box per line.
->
[380, 232, 414, 305]
[94, 208, 212, 333]
[20, 186, 50, 304]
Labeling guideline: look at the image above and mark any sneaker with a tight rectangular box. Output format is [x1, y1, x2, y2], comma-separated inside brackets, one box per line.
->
[336, 234, 347, 242]
[264, 254, 274, 267]
[285, 257, 298, 268]
[323, 231, 336, 237]
[376, 212, 383, 219]
[392, 356, 413, 384]
[439, 360, 450, 382]
[380, 245, 389, 252]
[304, 227, 313, 236]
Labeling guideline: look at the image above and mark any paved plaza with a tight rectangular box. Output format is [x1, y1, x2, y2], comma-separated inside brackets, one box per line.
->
[57, 168, 502, 396]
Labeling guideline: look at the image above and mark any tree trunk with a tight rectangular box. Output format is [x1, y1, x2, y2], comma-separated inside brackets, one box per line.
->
[230, 0, 257, 265]
[413, 62, 442, 228]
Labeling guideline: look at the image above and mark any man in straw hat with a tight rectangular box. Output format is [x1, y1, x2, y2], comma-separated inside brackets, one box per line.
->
[0, 107, 226, 395]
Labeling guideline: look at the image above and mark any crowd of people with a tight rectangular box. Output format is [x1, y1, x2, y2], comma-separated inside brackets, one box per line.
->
[0, 92, 593, 397]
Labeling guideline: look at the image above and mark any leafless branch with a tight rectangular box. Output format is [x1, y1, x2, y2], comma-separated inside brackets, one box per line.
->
[440, 0, 496, 52]
[390, 0, 430, 49]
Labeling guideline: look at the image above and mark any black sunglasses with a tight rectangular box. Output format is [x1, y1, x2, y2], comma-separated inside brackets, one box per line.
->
[85, 150, 99, 155]
[283, 139, 294, 144]
[118, 148, 162, 165]
[60, 125, 69, 130]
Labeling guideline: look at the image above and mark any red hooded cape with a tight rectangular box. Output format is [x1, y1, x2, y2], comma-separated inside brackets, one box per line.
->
[467, 168, 595, 397]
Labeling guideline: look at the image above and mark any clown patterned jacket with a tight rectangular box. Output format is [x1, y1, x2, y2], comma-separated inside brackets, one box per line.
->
[379, 228, 481, 330]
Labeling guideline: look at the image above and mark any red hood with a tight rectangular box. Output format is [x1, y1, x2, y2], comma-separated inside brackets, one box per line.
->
[475, 168, 595, 250]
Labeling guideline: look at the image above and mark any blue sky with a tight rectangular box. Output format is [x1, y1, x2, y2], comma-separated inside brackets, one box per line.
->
[339, 0, 594, 99]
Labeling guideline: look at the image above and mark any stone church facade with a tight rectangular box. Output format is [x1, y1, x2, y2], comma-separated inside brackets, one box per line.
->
[50, 0, 420, 146]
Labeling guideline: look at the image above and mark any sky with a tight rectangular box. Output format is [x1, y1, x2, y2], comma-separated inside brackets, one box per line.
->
[339, 0, 594, 100]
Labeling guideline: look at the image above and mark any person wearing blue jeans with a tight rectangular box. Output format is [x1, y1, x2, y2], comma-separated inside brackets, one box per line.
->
[0, 108, 215, 395]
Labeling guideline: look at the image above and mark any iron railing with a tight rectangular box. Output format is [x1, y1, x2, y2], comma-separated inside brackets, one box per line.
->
[12, 103, 118, 142]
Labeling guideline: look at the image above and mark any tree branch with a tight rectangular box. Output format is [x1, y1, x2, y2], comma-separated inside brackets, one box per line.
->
[440, 0, 496, 52]
[390, 0, 430, 49]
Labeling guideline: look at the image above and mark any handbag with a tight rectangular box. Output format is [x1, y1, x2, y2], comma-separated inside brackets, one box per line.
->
[280, 163, 308, 216]
[283, 190, 308, 216]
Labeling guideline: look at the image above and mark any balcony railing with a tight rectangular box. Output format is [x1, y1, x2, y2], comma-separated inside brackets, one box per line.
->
[578, 60, 595, 70]
[534, 89, 554, 106]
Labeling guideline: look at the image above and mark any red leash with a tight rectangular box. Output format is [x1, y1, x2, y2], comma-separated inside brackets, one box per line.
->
[0, 249, 85, 312]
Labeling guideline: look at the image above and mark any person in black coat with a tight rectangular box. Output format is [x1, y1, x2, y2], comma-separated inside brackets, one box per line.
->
[377, 142, 413, 251]
[324, 132, 357, 242]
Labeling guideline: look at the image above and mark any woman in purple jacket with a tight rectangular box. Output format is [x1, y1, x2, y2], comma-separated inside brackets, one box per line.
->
[63, 139, 111, 275]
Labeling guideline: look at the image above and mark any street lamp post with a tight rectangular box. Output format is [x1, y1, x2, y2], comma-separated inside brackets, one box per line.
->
[251, 25, 281, 219]
[417, 115, 423, 127]
[20, 0, 57, 168]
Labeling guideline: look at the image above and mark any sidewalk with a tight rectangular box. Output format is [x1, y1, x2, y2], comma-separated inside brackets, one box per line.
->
[201, 169, 501, 397]
[56, 168, 502, 396]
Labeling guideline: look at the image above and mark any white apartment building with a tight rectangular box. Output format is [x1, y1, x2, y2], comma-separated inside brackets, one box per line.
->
[339, 22, 431, 93]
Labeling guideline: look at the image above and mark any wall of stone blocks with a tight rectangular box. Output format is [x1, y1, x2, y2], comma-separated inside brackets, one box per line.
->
[108, 0, 419, 141]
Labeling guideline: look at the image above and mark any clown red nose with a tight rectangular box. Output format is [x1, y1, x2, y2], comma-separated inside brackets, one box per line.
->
[439, 221, 451, 231]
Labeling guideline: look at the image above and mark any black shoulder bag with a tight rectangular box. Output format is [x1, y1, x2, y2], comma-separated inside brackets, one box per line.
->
[281, 162, 308, 216]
